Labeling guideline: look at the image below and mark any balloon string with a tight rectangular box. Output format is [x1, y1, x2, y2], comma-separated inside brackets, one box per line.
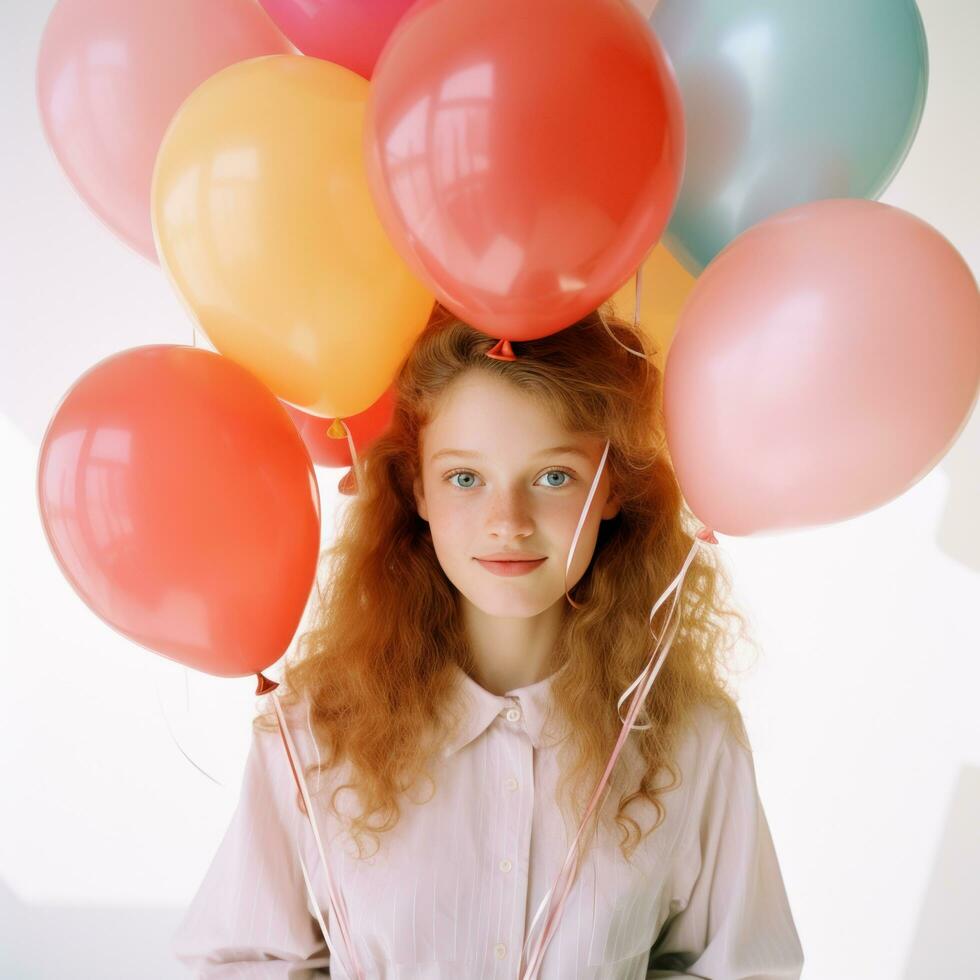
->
[147, 660, 223, 785]
[521, 522, 715, 979]
[338, 417, 363, 487]
[185, 314, 347, 967]
[562, 438, 611, 609]
[600, 263, 654, 360]
[297, 845, 332, 963]
[267, 687, 366, 980]
[294, 698, 330, 962]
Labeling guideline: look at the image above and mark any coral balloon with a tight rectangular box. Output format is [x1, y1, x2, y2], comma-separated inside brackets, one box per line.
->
[664, 199, 980, 537]
[282, 387, 395, 468]
[257, 0, 418, 79]
[650, 0, 928, 273]
[153, 55, 434, 419]
[36, 346, 321, 680]
[607, 244, 695, 376]
[36, 0, 291, 262]
[364, 0, 685, 342]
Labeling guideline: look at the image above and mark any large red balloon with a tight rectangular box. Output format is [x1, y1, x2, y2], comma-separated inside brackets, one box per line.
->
[364, 0, 685, 341]
[37, 346, 321, 679]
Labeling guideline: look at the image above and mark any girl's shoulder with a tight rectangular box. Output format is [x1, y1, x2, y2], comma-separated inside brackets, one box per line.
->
[672, 699, 751, 774]
[251, 692, 326, 769]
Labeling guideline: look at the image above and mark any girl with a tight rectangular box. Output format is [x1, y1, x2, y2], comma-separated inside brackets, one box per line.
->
[171, 303, 805, 979]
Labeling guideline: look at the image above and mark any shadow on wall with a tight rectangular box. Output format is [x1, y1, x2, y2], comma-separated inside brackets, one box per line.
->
[0, 879, 186, 980]
[900, 763, 980, 978]
[935, 405, 980, 574]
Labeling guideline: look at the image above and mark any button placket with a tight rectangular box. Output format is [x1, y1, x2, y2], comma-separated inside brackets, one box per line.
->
[494, 702, 531, 973]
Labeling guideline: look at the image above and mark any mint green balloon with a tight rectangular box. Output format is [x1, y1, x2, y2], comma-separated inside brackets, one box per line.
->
[650, 0, 928, 274]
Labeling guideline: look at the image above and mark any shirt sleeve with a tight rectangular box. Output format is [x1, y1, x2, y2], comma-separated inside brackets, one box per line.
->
[646, 716, 804, 979]
[170, 717, 332, 978]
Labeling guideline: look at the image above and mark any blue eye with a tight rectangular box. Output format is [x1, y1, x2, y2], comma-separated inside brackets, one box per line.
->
[536, 469, 573, 488]
[447, 470, 481, 489]
[443, 468, 575, 490]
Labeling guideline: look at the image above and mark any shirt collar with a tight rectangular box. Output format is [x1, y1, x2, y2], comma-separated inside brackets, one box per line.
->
[441, 660, 570, 758]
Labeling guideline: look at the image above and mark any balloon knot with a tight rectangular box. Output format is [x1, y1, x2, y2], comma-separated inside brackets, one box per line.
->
[485, 338, 517, 360]
[695, 526, 718, 544]
[327, 418, 347, 439]
[255, 672, 279, 695]
[338, 467, 358, 495]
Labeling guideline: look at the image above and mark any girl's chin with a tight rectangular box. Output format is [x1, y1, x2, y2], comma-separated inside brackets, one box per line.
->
[462, 586, 560, 620]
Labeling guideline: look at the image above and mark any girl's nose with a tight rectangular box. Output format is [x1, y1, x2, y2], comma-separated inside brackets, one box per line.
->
[484, 486, 535, 538]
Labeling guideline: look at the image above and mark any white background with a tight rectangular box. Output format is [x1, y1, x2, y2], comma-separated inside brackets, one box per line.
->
[1, 1, 978, 978]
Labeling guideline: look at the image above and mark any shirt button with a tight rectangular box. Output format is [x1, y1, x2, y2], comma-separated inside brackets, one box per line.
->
[499, 858, 512, 872]
[494, 943, 507, 959]
[504, 776, 518, 791]
[505, 707, 521, 723]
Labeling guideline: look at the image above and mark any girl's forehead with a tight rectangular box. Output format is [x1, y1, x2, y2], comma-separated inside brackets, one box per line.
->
[427, 374, 563, 435]
[420, 374, 601, 464]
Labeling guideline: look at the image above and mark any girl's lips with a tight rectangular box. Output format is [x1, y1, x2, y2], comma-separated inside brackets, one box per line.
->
[474, 557, 547, 577]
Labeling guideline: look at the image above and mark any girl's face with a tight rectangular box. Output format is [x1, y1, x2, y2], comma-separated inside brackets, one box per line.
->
[413, 371, 620, 619]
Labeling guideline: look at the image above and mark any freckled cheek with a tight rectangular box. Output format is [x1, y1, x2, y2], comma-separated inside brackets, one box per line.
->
[546, 495, 593, 535]
[425, 498, 476, 551]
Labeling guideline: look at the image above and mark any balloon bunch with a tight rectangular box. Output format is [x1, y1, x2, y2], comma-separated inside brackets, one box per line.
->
[34, 1, 978, 976]
[35, 0, 429, 690]
[34, 0, 980, 719]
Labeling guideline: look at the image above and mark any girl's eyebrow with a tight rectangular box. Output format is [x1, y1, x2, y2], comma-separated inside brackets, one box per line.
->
[430, 445, 592, 462]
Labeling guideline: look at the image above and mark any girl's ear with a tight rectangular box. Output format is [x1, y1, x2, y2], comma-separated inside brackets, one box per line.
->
[601, 492, 621, 521]
[413, 476, 429, 521]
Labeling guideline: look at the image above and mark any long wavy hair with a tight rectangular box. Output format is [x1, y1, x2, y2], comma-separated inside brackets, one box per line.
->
[255, 301, 755, 863]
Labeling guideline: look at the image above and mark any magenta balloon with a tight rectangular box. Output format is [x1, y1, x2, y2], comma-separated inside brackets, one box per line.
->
[36, 0, 290, 262]
[258, 0, 418, 79]
[664, 198, 980, 537]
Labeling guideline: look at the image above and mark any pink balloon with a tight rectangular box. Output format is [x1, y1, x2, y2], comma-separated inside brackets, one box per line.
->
[36, 0, 290, 262]
[258, 0, 418, 79]
[664, 198, 980, 537]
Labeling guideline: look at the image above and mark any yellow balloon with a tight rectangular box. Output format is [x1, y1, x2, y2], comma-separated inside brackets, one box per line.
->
[607, 243, 696, 373]
[151, 55, 434, 419]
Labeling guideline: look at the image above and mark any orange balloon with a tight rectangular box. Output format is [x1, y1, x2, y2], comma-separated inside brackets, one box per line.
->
[607, 243, 696, 374]
[37, 346, 321, 680]
[152, 55, 434, 419]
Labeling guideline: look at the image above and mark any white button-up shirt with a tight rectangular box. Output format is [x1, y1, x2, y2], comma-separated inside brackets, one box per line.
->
[171, 663, 804, 978]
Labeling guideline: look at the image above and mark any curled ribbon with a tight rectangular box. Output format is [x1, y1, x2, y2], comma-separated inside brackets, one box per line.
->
[520, 534, 712, 978]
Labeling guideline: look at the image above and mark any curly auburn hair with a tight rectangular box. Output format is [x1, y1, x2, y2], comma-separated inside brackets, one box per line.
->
[255, 300, 754, 863]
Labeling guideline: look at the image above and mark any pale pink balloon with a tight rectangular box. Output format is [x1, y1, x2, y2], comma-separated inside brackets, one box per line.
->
[664, 198, 980, 537]
[36, 0, 291, 262]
